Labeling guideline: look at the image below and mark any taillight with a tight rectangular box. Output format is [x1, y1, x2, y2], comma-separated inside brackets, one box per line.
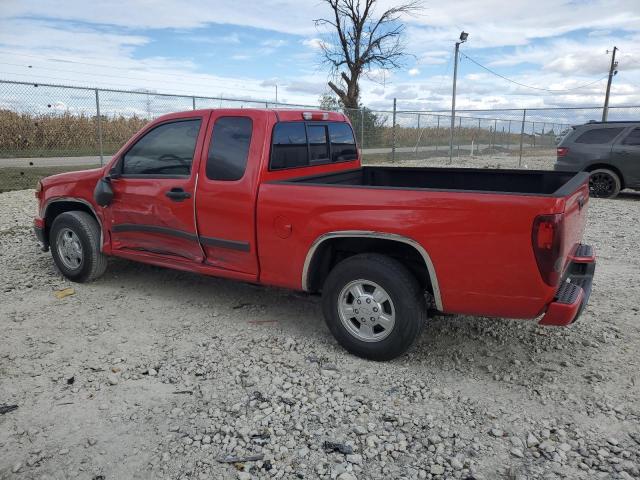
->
[35, 181, 43, 199]
[532, 214, 564, 286]
[557, 147, 569, 157]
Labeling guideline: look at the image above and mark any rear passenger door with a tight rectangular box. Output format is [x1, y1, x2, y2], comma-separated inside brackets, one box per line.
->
[195, 111, 264, 275]
[611, 127, 640, 187]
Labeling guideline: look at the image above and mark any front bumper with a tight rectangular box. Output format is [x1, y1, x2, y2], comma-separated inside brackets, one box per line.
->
[34, 218, 49, 252]
[539, 244, 596, 326]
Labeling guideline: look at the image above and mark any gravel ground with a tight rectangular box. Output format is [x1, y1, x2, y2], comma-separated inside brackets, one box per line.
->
[1, 188, 639, 480]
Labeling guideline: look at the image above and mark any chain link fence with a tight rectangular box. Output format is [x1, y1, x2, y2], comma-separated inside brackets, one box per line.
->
[1, 79, 639, 192]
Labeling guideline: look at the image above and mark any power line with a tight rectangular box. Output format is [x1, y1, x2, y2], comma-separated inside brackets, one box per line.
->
[0, 59, 277, 97]
[0, 71, 286, 103]
[0, 52, 288, 97]
[459, 51, 609, 93]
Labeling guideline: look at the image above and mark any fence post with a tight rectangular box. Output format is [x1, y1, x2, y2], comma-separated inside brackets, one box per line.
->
[492, 119, 497, 151]
[391, 98, 397, 163]
[455, 116, 461, 161]
[532, 121, 536, 148]
[192, 96, 196, 110]
[477, 118, 481, 156]
[435, 115, 440, 153]
[507, 120, 512, 150]
[95, 89, 104, 166]
[360, 108, 364, 150]
[415, 113, 421, 159]
[519, 108, 527, 167]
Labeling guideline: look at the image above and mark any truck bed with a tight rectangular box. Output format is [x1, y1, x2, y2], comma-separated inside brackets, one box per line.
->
[282, 166, 587, 196]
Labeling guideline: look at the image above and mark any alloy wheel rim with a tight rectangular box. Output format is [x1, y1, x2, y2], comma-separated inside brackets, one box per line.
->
[337, 279, 396, 342]
[589, 173, 614, 197]
[56, 227, 83, 270]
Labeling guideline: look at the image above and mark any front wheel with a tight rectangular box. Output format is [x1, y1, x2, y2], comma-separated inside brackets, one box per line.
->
[321, 253, 427, 361]
[50, 211, 107, 282]
[589, 168, 621, 198]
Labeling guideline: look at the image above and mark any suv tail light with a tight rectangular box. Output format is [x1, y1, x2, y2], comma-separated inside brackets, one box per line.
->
[35, 181, 43, 199]
[557, 147, 569, 157]
[532, 214, 564, 286]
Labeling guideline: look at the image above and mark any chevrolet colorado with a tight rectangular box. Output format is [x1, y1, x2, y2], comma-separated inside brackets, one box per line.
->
[34, 109, 596, 360]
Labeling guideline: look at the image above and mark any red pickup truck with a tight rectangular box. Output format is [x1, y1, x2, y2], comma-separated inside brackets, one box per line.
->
[34, 108, 596, 360]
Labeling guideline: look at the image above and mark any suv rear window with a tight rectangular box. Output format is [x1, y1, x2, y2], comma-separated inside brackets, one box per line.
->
[574, 127, 624, 144]
[271, 121, 356, 170]
[622, 127, 640, 146]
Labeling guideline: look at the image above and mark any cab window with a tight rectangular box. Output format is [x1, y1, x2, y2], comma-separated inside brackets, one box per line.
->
[206, 116, 253, 181]
[122, 119, 201, 176]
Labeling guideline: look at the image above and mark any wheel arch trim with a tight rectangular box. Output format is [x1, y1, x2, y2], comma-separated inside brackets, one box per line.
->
[42, 197, 104, 245]
[301, 230, 443, 311]
[584, 163, 625, 187]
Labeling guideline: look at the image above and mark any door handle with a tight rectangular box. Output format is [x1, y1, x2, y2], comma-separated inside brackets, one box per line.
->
[165, 188, 191, 201]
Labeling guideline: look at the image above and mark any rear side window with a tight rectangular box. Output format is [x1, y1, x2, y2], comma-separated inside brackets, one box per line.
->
[270, 121, 357, 170]
[123, 119, 201, 176]
[574, 127, 624, 144]
[329, 123, 357, 162]
[271, 122, 308, 169]
[206, 117, 253, 181]
[622, 128, 640, 146]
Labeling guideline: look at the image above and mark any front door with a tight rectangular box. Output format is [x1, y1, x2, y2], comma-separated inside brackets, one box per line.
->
[107, 113, 208, 262]
[611, 127, 640, 188]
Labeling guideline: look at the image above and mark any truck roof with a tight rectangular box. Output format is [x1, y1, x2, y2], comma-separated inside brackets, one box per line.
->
[154, 108, 349, 124]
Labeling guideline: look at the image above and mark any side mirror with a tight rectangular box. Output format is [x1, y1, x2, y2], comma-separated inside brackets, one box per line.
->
[93, 177, 114, 207]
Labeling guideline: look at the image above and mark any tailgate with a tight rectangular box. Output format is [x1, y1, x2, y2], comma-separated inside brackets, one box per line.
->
[560, 175, 590, 271]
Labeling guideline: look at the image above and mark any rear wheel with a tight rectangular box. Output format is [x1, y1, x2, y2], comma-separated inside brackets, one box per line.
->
[589, 168, 621, 198]
[50, 211, 107, 282]
[321, 253, 427, 361]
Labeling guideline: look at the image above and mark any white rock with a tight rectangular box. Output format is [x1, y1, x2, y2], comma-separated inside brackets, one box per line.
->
[510, 448, 524, 458]
[527, 433, 540, 448]
[337, 473, 357, 480]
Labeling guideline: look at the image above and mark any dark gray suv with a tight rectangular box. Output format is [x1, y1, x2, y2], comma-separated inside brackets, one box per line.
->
[555, 121, 640, 198]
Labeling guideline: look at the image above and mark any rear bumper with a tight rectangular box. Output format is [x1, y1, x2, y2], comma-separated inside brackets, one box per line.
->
[539, 244, 595, 326]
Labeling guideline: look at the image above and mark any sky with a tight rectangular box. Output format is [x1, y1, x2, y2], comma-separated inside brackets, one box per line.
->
[1, 0, 640, 112]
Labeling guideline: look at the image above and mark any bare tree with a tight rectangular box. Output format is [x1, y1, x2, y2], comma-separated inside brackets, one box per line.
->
[315, 0, 421, 109]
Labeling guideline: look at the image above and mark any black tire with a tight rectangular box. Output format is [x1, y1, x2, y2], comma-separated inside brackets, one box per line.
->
[321, 253, 427, 361]
[589, 168, 621, 199]
[50, 211, 107, 282]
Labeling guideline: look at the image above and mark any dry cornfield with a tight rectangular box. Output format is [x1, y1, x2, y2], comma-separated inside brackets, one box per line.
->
[0, 109, 148, 158]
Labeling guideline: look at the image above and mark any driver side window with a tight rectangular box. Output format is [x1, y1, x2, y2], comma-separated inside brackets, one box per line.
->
[122, 119, 201, 176]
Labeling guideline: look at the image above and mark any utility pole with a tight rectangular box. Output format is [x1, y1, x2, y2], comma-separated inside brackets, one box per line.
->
[602, 46, 618, 122]
[450, 31, 468, 161]
[275, 84, 278, 106]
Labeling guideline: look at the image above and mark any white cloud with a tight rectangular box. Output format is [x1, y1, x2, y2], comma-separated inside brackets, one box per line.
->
[408, 68, 420, 76]
[261, 39, 287, 48]
[301, 38, 325, 50]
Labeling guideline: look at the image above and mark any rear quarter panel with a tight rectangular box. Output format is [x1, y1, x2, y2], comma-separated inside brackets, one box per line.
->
[257, 184, 566, 319]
